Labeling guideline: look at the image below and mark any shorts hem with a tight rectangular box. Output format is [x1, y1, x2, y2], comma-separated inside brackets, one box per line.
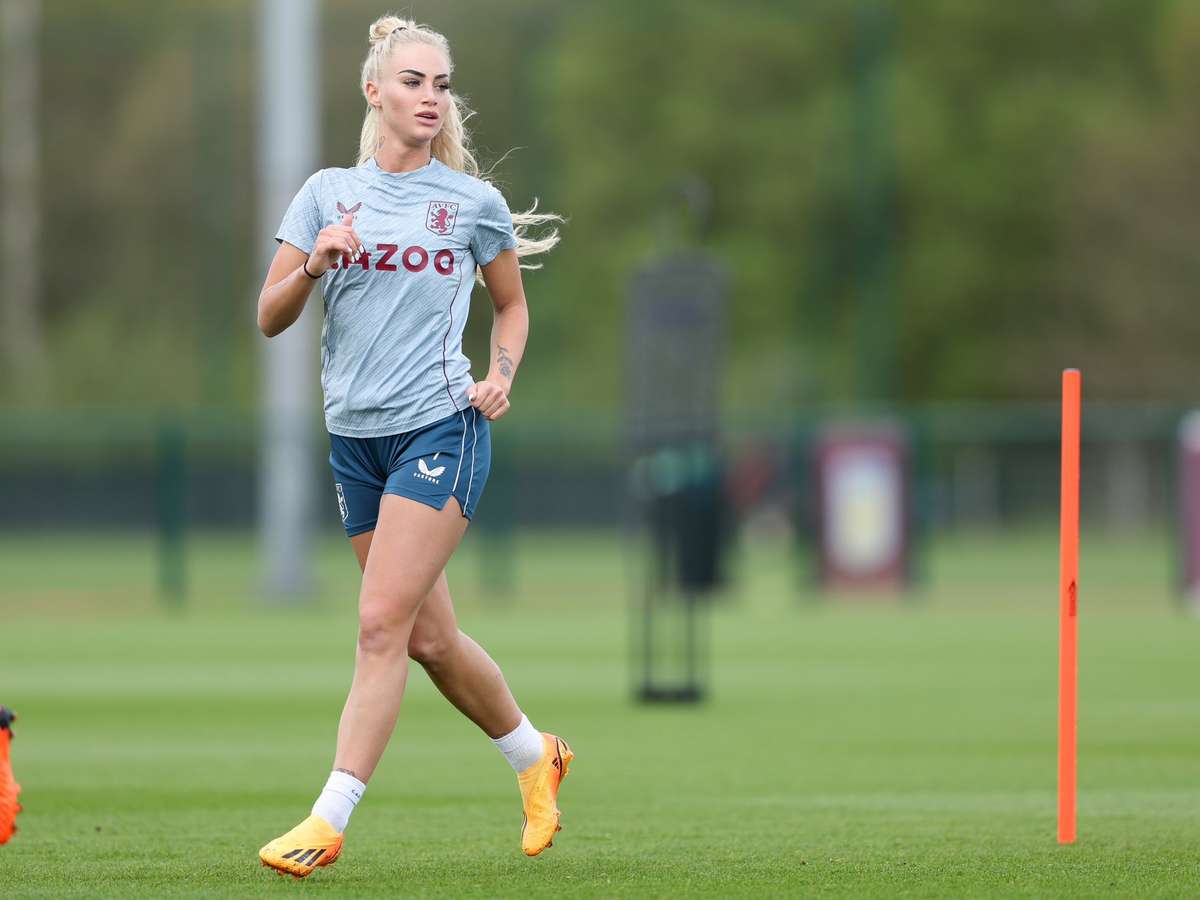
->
[382, 485, 473, 521]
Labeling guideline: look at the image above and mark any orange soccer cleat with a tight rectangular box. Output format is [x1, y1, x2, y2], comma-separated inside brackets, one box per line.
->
[258, 814, 343, 878]
[0, 707, 21, 845]
[517, 733, 574, 857]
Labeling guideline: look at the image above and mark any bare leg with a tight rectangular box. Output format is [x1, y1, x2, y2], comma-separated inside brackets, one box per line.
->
[349, 510, 569, 860]
[407, 573, 523, 738]
[349, 536, 522, 739]
[333, 494, 468, 782]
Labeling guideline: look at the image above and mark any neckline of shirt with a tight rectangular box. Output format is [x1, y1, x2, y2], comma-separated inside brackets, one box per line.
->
[364, 156, 442, 179]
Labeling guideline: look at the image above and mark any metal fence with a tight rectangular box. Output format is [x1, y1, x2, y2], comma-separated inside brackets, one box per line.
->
[0, 404, 1189, 536]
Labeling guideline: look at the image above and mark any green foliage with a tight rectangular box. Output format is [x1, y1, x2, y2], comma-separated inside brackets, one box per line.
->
[9, 0, 1197, 413]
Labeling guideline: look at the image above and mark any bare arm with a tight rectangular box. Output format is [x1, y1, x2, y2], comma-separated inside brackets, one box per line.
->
[257, 213, 365, 337]
[469, 249, 529, 420]
[257, 242, 317, 337]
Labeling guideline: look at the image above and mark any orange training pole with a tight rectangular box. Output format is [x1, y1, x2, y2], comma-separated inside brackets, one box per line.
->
[1058, 369, 1080, 844]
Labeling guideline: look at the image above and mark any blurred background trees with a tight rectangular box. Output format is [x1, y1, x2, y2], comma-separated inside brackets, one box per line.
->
[5, 0, 1198, 417]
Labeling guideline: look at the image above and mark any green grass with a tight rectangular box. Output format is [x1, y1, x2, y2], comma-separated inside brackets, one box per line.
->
[1, 527, 1198, 897]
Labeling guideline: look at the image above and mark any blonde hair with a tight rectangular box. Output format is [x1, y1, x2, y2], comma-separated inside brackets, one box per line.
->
[357, 15, 561, 269]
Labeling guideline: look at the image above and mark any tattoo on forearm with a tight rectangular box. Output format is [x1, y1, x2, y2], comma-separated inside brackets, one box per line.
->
[496, 344, 515, 380]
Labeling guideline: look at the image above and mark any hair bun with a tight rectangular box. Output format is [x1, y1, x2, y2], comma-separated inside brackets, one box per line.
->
[369, 16, 409, 45]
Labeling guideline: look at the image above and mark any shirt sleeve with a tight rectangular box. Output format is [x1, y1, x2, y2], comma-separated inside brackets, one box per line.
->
[470, 186, 519, 267]
[274, 170, 323, 254]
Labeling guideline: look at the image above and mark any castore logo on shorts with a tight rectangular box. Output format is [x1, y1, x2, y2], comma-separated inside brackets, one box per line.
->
[415, 454, 446, 484]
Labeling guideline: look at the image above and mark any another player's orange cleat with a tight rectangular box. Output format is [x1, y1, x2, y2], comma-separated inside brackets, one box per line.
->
[517, 733, 574, 857]
[0, 707, 21, 845]
[258, 814, 343, 878]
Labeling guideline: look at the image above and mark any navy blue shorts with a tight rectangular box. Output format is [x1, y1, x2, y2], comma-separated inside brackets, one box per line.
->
[328, 406, 491, 537]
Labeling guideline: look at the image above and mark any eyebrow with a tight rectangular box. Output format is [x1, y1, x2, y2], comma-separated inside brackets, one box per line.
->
[397, 69, 450, 79]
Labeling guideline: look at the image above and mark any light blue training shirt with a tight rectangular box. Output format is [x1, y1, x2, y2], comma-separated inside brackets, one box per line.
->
[275, 156, 518, 437]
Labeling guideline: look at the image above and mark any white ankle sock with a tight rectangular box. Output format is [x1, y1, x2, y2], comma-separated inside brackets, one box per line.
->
[311, 770, 366, 832]
[492, 714, 545, 772]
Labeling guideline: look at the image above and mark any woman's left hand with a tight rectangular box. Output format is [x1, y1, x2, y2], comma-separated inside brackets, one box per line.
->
[468, 381, 511, 421]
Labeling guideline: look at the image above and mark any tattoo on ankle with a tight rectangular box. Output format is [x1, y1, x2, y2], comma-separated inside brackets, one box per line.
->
[334, 767, 363, 781]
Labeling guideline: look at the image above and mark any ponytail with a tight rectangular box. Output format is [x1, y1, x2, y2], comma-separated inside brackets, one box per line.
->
[357, 16, 561, 269]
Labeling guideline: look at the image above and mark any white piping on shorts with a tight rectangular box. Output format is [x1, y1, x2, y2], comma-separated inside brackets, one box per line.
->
[464, 408, 478, 513]
[452, 409, 467, 492]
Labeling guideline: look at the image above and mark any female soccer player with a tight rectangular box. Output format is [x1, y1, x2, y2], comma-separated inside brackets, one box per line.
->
[255, 16, 571, 878]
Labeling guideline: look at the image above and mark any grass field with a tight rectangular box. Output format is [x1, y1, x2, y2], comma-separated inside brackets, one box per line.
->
[2, 527, 1198, 897]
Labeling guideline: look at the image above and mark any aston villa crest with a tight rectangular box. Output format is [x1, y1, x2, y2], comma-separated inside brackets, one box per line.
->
[426, 201, 459, 236]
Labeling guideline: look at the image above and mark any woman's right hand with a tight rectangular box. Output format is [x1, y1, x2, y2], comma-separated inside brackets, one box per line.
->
[307, 212, 365, 276]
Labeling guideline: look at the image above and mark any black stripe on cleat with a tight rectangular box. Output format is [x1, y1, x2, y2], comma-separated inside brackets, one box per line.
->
[309, 849, 326, 866]
[281, 848, 304, 860]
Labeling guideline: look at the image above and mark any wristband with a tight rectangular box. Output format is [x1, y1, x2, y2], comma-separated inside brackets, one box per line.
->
[302, 259, 321, 279]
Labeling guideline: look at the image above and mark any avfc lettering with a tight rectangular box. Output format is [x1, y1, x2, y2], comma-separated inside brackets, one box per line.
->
[331, 244, 455, 276]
